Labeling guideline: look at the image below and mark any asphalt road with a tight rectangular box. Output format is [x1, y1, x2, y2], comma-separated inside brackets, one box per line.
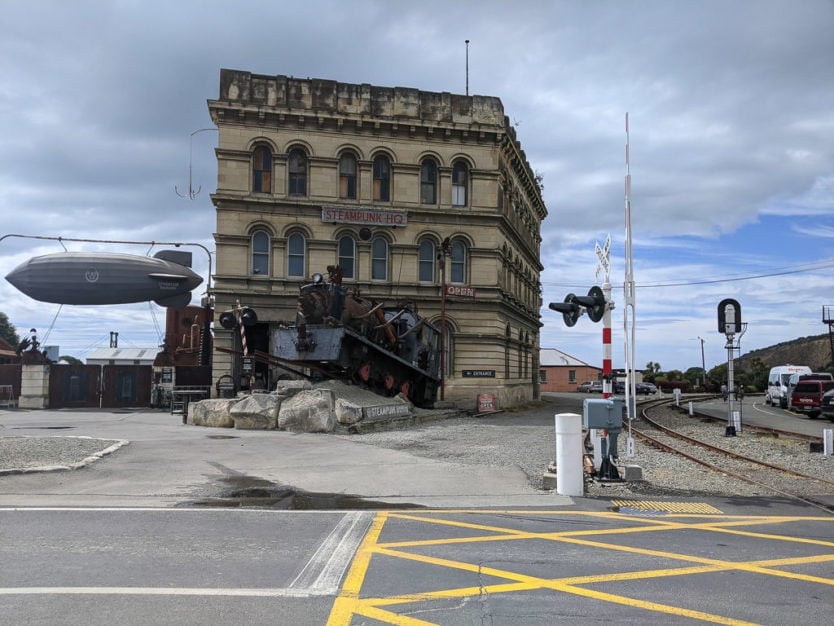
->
[1, 400, 833, 624]
[683, 394, 834, 437]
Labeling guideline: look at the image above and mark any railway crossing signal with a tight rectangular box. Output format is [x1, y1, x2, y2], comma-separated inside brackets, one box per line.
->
[218, 306, 257, 329]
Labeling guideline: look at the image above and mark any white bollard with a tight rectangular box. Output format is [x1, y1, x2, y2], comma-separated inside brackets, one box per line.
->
[555, 413, 584, 496]
[689, 401, 694, 416]
[824, 429, 833, 457]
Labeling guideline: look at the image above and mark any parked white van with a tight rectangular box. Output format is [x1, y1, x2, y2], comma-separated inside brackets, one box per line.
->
[767, 365, 811, 408]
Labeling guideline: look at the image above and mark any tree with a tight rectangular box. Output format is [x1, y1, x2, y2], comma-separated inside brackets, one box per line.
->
[0, 312, 20, 348]
[746, 357, 769, 392]
[59, 355, 83, 366]
[684, 366, 706, 389]
[644, 361, 661, 382]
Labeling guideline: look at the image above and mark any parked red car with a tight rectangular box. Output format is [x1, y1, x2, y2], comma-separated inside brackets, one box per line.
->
[790, 380, 834, 418]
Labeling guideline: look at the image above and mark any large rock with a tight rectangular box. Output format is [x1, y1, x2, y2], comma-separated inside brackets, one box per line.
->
[230, 393, 283, 430]
[188, 399, 236, 428]
[275, 379, 313, 397]
[334, 398, 364, 425]
[278, 389, 335, 433]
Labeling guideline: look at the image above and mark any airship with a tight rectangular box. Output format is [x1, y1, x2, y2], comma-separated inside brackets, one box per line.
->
[5, 249, 204, 308]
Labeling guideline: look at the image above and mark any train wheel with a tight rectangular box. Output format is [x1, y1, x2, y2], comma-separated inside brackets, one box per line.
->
[400, 380, 412, 398]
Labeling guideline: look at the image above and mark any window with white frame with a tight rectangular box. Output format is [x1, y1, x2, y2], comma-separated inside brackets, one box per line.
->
[338, 235, 355, 279]
[418, 239, 435, 283]
[371, 237, 388, 280]
[420, 159, 437, 204]
[450, 240, 466, 283]
[252, 145, 272, 193]
[287, 232, 305, 277]
[339, 153, 357, 199]
[373, 154, 390, 201]
[452, 161, 467, 206]
[288, 148, 307, 196]
[251, 230, 270, 276]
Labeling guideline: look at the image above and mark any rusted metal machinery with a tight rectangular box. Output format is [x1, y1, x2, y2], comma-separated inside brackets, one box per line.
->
[272, 266, 441, 407]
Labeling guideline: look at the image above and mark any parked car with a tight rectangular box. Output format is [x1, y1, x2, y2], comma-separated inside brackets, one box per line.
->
[576, 381, 594, 393]
[820, 388, 834, 422]
[635, 382, 658, 395]
[589, 381, 603, 393]
[790, 380, 834, 418]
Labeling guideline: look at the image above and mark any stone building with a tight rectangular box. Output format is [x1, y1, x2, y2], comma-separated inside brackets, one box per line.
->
[207, 69, 547, 409]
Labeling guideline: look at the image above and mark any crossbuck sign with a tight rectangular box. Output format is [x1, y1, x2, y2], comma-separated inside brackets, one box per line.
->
[595, 234, 611, 281]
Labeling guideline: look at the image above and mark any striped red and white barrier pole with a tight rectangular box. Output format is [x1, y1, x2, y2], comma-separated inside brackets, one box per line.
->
[601, 282, 613, 399]
[239, 315, 248, 356]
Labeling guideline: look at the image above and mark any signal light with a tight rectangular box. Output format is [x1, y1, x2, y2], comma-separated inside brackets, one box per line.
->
[218, 311, 237, 330]
[240, 307, 258, 326]
[549, 294, 582, 327]
[549, 286, 607, 326]
[218, 307, 258, 329]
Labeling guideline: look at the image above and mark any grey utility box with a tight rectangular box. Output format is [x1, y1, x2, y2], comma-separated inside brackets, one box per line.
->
[582, 398, 624, 431]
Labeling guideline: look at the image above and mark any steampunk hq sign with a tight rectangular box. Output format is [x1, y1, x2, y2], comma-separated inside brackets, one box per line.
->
[321, 206, 407, 227]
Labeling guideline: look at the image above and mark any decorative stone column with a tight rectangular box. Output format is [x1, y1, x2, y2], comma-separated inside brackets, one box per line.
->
[19, 364, 50, 409]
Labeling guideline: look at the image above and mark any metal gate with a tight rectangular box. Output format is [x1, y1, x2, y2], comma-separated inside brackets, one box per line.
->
[101, 365, 152, 408]
[49, 364, 152, 409]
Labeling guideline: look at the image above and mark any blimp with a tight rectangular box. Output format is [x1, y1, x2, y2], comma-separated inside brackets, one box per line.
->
[5, 250, 204, 308]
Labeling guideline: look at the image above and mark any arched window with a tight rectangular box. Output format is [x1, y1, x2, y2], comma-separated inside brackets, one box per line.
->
[518, 330, 524, 378]
[251, 230, 270, 276]
[338, 235, 355, 279]
[418, 239, 435, 283]
[288, 148, 307, 196]
[373, 155, 390, 201]
[420, 159, 437, 204]
[450, 240, 466, 283]
[452, 161, 467, 206]
[339, 153, 357, 199]
[371, 237, 388, 280]
[505, 323, 511, 379]
[253, 145, 272, 193]
[287, 232, 305, 278]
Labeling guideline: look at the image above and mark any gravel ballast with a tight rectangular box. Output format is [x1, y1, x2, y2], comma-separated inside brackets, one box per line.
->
[0, 436, 126, 474]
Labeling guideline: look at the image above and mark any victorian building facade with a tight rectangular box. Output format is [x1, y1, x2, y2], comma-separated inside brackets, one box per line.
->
[208, 69, 547, 408]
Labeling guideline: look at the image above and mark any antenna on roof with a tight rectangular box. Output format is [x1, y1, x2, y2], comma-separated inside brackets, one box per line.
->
[465, 39, 470, 96]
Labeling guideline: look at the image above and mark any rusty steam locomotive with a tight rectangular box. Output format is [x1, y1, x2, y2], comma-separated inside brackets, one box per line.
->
[272, 266, 441, 407]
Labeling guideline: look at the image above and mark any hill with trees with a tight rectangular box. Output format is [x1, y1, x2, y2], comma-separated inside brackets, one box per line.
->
[645, 333, 834, 393]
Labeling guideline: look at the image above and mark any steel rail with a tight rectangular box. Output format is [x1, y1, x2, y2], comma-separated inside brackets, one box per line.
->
[632, 397, 834, 513]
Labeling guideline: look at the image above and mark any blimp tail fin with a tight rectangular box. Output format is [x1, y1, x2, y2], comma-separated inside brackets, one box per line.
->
[155, 293, 192, 308]
[153, 250, 193, 267]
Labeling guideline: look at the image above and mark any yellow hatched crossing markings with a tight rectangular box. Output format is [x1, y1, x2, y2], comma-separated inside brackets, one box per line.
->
[326, 509, 834, 626]
[611, 499, 724, 514]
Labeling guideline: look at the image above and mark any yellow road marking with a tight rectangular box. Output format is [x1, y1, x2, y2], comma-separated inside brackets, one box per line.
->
[327, 510, 834, 626]
[612, 499, 724, 514]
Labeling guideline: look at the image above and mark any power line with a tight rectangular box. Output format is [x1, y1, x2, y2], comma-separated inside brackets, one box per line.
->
[543, 257, 834, 290]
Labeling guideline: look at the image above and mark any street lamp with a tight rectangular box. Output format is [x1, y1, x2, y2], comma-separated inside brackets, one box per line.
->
[175, 128, 218, 200]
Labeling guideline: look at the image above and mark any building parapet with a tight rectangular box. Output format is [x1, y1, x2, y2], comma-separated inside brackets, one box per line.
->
[214, 69, 506, 128]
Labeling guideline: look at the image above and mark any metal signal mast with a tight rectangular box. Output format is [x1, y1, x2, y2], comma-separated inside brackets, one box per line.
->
[623, 113, 637, 456]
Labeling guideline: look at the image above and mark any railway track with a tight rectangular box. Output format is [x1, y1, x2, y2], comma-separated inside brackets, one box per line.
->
[632, 396, 834, 512]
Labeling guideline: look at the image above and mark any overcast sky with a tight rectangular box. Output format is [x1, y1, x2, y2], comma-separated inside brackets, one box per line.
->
[2, 0, 833, 373]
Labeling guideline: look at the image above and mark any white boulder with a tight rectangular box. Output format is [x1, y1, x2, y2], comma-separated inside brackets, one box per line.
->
[278, 389, 335, 433]
[230, 393, 282, 430]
